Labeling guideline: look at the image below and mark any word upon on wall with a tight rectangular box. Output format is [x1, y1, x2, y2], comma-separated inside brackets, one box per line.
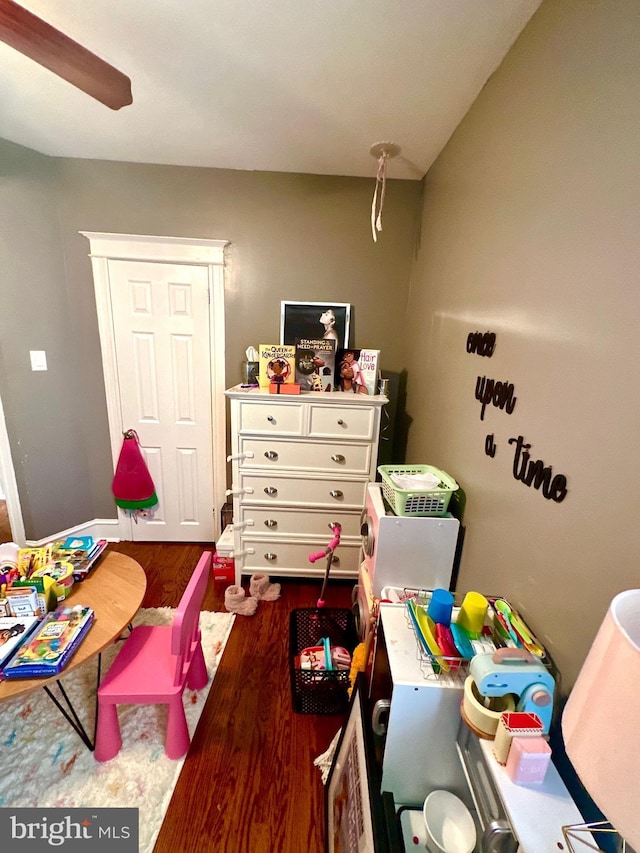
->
[475, 376, 517, 421]
[467, 331, 568, 503]
[467, 331, 496, 357]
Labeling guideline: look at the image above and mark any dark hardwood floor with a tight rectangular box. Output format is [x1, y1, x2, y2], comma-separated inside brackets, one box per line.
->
[106, 541, 354, 853]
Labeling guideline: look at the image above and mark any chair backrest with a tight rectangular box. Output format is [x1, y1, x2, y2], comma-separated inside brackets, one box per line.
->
[171, 551, 212, 687]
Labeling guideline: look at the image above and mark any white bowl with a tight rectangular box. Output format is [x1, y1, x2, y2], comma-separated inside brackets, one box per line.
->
[423, 790, 477, 853]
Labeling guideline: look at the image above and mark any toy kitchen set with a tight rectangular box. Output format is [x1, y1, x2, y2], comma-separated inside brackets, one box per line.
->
[340, 478, 589, 853]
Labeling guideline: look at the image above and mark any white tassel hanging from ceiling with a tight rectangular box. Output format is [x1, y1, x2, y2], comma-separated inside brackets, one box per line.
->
[371, 152, 388, 243]
[369, 142, 401, 243]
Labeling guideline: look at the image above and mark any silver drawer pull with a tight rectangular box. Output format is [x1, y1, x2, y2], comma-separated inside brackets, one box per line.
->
[337, 419, 345, 426]
[264, 486, 278, 496]
[264, 519, 278, 528]
[331, 454, 345, 463]
[331, 556, 340, 566]
[264, 552, 277, 561]
[372, 700, 391, 736]
[264, 450, 279, 460]
[267, 415, 275, 423]
[330, 490, 343, 499]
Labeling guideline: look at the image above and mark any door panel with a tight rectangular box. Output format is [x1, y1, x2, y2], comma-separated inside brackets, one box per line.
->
[109, 259, 214, 541]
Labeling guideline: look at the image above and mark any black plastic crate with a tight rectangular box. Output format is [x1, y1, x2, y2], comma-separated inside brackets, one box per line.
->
[289, 607, 358, 714]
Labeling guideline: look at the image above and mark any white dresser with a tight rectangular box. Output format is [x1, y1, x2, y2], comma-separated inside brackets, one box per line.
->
[225, 386, 388, 584]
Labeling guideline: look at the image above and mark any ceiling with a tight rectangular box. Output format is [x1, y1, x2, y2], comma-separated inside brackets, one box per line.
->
[0, 0, 541, 181]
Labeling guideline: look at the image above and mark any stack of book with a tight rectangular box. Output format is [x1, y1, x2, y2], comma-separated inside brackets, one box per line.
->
[50, 536, 108, 581]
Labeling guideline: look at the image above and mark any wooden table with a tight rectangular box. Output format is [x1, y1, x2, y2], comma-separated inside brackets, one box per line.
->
[0, 551, 147, 746]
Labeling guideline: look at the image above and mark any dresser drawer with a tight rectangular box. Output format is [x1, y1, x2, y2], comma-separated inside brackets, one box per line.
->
[239, 437, 371, 474]
[237, 506, 362, 538]
[308, 403, 375, 439]
[238, 472, 368, 509]
[237, 401, 303, 435]
[240, 537, 360, 578]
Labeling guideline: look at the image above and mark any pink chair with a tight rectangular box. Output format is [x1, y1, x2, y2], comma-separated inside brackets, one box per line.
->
[94, 551, 212, 761]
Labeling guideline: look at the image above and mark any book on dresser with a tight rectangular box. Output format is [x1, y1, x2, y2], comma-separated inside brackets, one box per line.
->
[358, 349, 380, 396]
[295, 338, 336, 392]
[258, 344, 296, 388]
[336, 348, 379, 395]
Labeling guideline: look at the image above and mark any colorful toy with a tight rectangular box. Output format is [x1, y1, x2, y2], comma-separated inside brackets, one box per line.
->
[112, 429, 159, 520]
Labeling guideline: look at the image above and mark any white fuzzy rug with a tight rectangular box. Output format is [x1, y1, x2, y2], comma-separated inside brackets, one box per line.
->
[0, 607, 234, 853]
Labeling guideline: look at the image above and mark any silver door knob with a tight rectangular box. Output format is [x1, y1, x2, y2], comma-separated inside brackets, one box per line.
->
[264, 552, 277, 561]
[264, 486, 278, 495]
[264, 519, 277, 528]
[331, 454, 345, 463]
[264, 450, 279, 460]
[329, 490, 343, 499]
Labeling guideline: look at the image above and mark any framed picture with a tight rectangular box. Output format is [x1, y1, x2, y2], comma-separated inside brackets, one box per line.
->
[325, 673, 391, 853]
[280, 301, 351, 349]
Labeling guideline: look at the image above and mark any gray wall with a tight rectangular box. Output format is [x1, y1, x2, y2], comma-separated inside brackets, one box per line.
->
[0, 140, 96, 537]
[0, 145, 421, 539]
[403, 0, 640, 690]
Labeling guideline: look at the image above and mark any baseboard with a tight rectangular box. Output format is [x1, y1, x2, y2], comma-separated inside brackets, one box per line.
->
[26, 517, 123, 547]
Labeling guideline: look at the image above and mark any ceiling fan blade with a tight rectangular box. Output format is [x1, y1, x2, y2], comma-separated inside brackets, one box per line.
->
[0, 0, 132, 110]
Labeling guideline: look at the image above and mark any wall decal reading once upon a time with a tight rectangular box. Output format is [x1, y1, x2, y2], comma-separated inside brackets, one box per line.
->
[475, 375, 517, 420]
[467, 331, 496, 357]
[508, 436, 568, 503]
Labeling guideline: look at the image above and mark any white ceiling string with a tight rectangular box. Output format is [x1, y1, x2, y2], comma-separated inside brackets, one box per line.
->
[369, 142, 401, 243]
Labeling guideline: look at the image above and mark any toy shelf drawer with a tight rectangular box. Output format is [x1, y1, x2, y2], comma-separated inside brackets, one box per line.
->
[308, 403, 375, 440]
[241, 537, 360, 577]
[237, 505, 362, 538]
[238, 438, 371, 475]
[238, 472, 368, 509]
[237, 401, 303, 435]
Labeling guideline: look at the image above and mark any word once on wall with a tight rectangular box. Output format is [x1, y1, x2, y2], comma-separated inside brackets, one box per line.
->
[466, 331, 496, 357]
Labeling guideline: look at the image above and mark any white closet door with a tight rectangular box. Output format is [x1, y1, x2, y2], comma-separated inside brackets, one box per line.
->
[108, 259, 215, 541]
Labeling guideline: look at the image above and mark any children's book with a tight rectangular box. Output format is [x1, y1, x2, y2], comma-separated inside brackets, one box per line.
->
[0, 615, 41, 669]
[60, 536, 94, 551]
[2, 604, 94, 678]
[357, 349, 380, 396]
[295, 338, 336, 392]
[258, 344, 296, 389]
[335, 348, 377, 395]
[50, 538, 108, 581]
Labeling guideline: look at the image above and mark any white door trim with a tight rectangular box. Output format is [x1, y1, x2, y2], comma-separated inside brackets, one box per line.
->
[81, 232, 229, 541]
[0, 392, 26, 545]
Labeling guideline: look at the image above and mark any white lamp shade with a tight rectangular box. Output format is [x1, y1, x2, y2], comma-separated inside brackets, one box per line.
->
[562, 589, 640, 849]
